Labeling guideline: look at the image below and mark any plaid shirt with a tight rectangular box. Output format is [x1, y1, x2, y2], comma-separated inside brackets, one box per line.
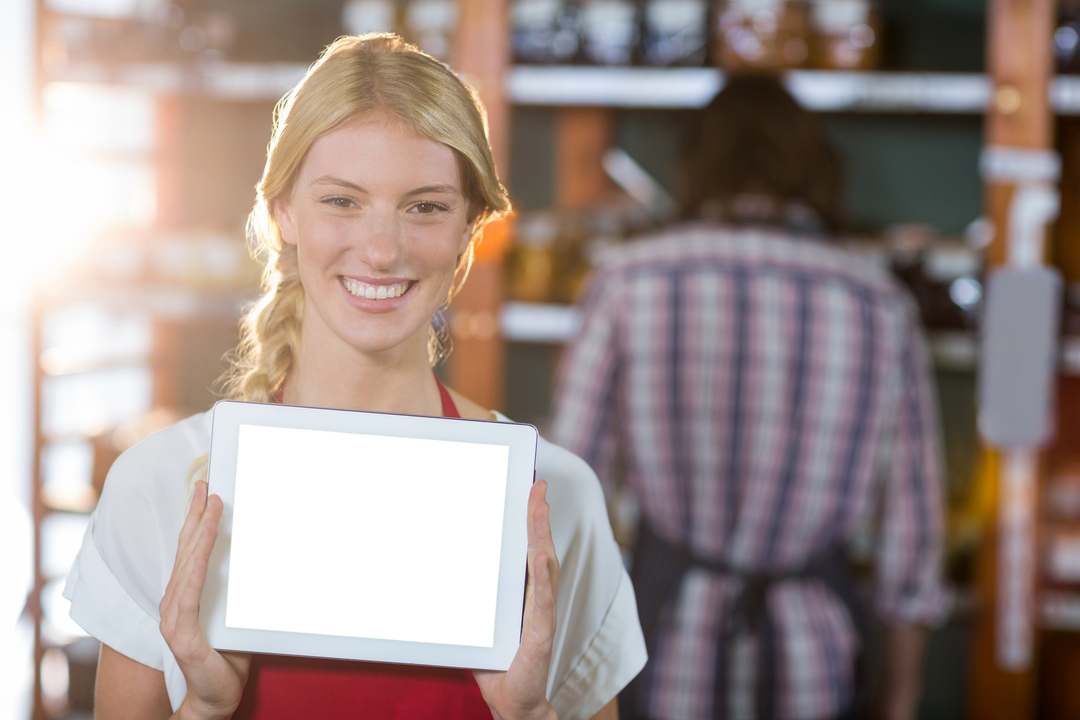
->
[551, 225, 949, 720]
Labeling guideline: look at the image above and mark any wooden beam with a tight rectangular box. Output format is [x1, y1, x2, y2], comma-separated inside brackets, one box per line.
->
[555, 107, 613, 209]
[970, 1, 1055, 718]
[448, 0, 510, 412]
[155, 97, 186, 229]
[455, 0, 510, 180]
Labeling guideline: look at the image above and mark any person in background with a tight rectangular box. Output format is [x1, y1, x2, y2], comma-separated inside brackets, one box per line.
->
[551, 74, 948, 720]
[64, 34, 645, 720]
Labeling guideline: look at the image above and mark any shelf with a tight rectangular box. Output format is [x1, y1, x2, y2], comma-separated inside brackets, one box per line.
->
[499, 303, 1080, 379]
[1042, 590, 1080, 631]
[498, 302, 581, 343]
[46, 60, 1080, 114]
[500, 303, 982, 359]
[45, 61, 309, 101]
[507, 67, 1080, 114]
[37, 285, 254, 319]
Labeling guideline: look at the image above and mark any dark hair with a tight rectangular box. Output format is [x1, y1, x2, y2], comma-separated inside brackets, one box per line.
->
[674, 73, 845, 233]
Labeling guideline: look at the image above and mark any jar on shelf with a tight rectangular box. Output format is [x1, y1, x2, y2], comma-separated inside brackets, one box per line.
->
[401, 0, 458, 63]
[341, 0, 399, 37]
[713, 0, 811, 71]
[809, 0, 880, 70]
[550, 212, 594, 304]
[505, 213, 558, 303]
[511, 0, 585, 64]
[1056, 0, 1080, 74]
[641, 0, 709, 67]
[579, 0, 639, 66]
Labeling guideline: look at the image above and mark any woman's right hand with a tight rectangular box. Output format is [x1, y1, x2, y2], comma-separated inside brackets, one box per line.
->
[159, 480, 251, 720]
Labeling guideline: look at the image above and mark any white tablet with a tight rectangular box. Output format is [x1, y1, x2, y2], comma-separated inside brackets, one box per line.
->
[199, 399, 538, 671]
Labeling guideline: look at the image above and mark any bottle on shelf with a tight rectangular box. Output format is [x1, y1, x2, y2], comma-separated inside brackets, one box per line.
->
[1057, 1, 1080, 74]
[505, 212, 559, 302]
[579, 0, 639, 66]
[511, 0, 585, 64]
[640, 0, 709, 67]
[808, 0, 880, 70]
[401, 0, 459, 63]
[342, 0, 400, 38]
[712, 0, 811, 71]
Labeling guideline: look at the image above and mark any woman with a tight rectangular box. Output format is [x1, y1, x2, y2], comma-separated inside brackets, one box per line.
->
[64, 34, 645, 720]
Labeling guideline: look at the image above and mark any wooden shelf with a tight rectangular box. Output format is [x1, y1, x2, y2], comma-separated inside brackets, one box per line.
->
[36, 285, 253, 320]
[498, 301, 581, 343]
[43, 60, 1080, 115]
[508, 67, 1080, 114]
[44, 61, 309, 100]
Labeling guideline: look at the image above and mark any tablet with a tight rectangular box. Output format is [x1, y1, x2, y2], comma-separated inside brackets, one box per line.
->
[198, 399, 538, 671]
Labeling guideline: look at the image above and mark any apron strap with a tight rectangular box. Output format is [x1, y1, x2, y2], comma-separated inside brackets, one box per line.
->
[623, 525, 868, 720]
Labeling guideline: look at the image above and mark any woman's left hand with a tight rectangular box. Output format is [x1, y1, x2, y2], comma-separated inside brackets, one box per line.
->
[474, 479, 560, 720]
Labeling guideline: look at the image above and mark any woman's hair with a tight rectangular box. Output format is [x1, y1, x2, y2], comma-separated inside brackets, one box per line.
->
[674, 73, 845, 233]
[224, 33, 510, 403]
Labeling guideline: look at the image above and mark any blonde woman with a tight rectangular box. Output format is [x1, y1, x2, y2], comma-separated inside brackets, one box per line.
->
[64, 34, 646, 720]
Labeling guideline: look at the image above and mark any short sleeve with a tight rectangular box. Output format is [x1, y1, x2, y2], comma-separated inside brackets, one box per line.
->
[874, 306, 950, 625]
[63, 515, 165, 670]
[63, 414, 206, 675]
[520, 428, 647, 720]
[550, 569, 647, 718]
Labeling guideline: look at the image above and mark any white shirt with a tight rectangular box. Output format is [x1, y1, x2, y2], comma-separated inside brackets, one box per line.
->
[65, 410, 646, 720]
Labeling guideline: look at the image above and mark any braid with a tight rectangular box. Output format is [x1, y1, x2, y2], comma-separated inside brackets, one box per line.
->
[224, 244, 305, 402]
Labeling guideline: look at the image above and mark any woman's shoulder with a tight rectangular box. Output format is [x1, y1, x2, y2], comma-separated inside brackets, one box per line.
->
[492, 410, 613, 552]
[97, 411, 212, 518]
[107, 411, 210, 476]
[491, 412, 609, 533]
[73, 411, 213, 639]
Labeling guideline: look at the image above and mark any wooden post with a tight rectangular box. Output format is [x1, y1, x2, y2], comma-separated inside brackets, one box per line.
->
[30, 299, 47, 720]
[449, 0, 510, 411]
[155, 97, 186, 229]
[555, 107, 613, 209]
[970, 1, 1055, 718]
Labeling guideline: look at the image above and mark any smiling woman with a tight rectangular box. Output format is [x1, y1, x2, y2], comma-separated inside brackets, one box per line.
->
[62, 32, 645, 720]
[272, 114, 475, 381]
[230, 34, 509, 407]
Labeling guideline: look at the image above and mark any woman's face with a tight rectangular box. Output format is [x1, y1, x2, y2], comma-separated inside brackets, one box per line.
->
[276, 111, 472, 361]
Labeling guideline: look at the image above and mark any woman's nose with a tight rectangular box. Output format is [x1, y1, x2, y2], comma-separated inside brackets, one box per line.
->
[356, 208, 403, 269]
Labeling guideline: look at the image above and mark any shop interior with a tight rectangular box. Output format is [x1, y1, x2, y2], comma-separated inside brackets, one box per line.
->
[3, 0, 1080, 717]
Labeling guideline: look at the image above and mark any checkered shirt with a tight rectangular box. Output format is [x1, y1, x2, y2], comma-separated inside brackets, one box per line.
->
[550, 224, 949, 720]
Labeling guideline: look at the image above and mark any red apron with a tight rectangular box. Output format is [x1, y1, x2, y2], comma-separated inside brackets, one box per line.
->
[234, 378, 489, 719]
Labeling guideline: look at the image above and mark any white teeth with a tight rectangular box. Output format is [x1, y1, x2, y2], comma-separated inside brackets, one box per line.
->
[341, 277, 409, 301]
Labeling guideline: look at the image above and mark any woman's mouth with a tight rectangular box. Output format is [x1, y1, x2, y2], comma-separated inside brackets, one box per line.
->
[340, 277, 413, 300]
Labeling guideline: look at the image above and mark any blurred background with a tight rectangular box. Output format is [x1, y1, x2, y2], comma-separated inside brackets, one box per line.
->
[4, 0, 1080, 718]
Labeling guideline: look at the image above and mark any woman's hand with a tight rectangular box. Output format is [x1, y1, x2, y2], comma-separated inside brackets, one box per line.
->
[159, 480, 251, 720]
[474, 479, 560, 720]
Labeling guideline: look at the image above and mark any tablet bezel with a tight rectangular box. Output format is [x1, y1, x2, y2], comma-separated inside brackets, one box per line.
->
[199, 399, 538, 671]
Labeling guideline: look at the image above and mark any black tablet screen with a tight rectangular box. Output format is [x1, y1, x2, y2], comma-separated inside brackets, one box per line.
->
[224, 427, 509, 647]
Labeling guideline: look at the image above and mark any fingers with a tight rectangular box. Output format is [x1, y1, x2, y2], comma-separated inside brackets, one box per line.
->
[527, 480, 559, 596]
[176, 495, 222, 620]
[176, 480, 209, 563]
[522, 479, 558, 648]
[164, 481, 210, 606]
[527, 549, 557, 642]
[160, 484, 223, 661]
[162, 483, 211, 608]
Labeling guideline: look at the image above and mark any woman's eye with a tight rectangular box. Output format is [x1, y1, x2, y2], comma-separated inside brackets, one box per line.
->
[412, 202, 448, 215]
[324, 197, 355, 209]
